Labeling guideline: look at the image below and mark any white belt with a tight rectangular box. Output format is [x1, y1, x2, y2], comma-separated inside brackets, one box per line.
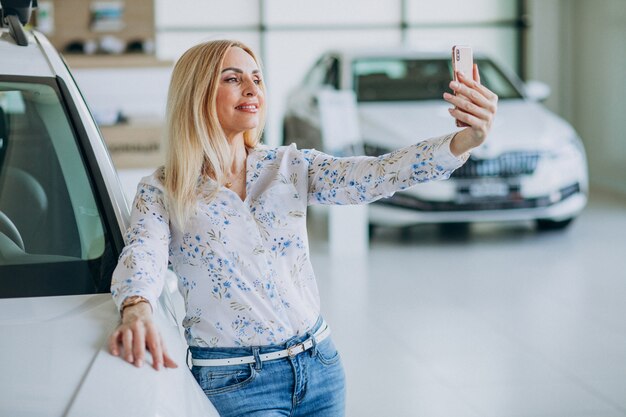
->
[191, 324, 331, 367]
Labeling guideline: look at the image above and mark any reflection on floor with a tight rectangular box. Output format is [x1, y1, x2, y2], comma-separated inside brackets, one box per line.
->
[311, 191, 626, 417]
[118, 170, 626, 417]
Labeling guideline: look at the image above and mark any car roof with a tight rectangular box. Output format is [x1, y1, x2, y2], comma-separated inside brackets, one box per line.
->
[326, 47, 489, 62]
[0, 27, 55, 77]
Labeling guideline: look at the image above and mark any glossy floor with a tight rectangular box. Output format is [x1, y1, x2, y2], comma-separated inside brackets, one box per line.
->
[311, 191, 626, 417]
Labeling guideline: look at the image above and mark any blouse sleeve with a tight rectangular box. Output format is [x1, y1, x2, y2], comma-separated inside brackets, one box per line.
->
[110, 179, 171, 313]
[303, 133, 469, 205]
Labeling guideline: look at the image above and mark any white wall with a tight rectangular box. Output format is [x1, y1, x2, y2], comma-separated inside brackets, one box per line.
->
[72, 67, 172, 120]
[526, 0, 626, 195]
[572, 0, 626, 194]
[406, 0, 517, 23]
[524, 0, 568, 115]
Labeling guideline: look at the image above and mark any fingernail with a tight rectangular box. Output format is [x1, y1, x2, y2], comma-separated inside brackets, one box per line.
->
[450, 81, 459, 89]
[127, 355, 133, 362]
[137, 359, 143, 367]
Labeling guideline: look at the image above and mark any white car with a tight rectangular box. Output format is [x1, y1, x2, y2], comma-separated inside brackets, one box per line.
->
[0, 3, 218, 416]
[283, 48, 588, 231]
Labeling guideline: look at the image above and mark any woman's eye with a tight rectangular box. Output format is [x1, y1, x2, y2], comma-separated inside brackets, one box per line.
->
[254, 79, 262, 85]
[225, 77, 238, 83]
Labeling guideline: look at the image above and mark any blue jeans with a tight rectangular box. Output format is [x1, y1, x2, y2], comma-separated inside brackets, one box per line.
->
[189, 318, 346, 417]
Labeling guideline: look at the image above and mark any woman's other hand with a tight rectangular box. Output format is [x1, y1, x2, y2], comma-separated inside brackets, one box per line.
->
[108, 302, 178, 370]
[443, 64, 498, 156]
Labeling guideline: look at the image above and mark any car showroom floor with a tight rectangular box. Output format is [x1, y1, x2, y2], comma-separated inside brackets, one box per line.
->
[311, 189, 626, 417]
[118, 170, 626, 417]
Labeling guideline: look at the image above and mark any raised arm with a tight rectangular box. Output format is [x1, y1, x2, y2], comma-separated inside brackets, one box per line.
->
[304, 133, 467, 205]
[303, 63, 498, 206]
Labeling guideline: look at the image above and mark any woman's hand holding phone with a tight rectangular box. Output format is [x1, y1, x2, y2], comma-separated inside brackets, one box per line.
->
[443, 48, 499, 157]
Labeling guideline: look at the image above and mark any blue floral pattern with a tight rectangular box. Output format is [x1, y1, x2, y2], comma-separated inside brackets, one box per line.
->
[111, 133, 467, 347]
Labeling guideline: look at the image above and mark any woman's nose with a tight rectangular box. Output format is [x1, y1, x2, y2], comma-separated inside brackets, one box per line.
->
[243, 79, 259, 96]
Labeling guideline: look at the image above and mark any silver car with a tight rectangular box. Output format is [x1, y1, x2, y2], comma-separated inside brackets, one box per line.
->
[0, 3, 217, 415]
[283, 48, 588, 231]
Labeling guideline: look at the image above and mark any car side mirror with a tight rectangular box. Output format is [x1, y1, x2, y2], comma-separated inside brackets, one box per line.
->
[0, 0, 36, 25]
[524, 80, 551, 102]
[0, 0, 37, 46]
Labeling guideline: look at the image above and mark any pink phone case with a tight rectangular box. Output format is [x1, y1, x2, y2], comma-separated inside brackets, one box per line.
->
[452, 45, 473, 127]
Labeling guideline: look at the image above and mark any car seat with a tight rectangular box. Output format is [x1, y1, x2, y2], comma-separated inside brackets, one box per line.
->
[0, 210, 23, 250]
[0, 106, 7, 167]
[0, 167, 48, 252]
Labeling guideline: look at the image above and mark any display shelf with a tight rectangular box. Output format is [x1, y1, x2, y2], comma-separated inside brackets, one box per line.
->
[99, 119, 165, 169]
[63, 54, 173, 69]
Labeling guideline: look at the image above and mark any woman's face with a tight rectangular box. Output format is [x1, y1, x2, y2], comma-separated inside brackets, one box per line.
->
[216, 46, 264, 141]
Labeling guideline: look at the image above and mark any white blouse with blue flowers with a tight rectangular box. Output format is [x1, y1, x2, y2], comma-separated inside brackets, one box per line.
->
[111, 133, 468, 348]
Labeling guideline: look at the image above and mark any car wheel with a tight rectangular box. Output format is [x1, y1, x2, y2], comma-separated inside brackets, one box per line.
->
[439, 222, 471, 236]
[536, 218, 574, 231]
[368, 223, 377, 239]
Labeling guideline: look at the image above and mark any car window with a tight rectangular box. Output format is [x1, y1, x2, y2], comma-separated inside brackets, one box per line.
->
[304, 56, 339, 89]
[0, 78, 116, 298]
[353, 58, 522, 102]
[473, 59, 522, 100]
[304, 58, 326, 88]
[323, 58, 339, 89]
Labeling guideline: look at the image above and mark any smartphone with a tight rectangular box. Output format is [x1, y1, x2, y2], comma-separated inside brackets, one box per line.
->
[451, 45, 473, 127]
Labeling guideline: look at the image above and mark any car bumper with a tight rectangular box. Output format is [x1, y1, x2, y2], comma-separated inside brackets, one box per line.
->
[369, 184, 587, 226]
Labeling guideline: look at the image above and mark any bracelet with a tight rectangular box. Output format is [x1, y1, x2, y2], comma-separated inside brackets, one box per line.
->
[120, 295, 149, 315]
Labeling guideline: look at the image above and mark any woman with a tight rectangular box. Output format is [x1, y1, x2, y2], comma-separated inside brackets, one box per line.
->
[108, 39, 497, 416]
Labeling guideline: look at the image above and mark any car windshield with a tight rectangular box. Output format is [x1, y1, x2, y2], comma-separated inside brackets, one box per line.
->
[353, 57, 523, 102]
[0, 78, 116, 298]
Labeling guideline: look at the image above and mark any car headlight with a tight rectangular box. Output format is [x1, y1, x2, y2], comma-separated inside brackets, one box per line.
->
[546, 135, 586, 160]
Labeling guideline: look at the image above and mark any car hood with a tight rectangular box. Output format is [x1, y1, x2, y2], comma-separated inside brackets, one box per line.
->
[0, 293, 218, 417]
[358, 99, 576, 158]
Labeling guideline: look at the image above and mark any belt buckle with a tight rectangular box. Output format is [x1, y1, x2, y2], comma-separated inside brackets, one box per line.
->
[287, 342, 303, 359]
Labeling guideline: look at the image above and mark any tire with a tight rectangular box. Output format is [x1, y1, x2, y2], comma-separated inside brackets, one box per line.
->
[536, 218, 574, 231]
[368, 223, 377, 239]
[439, 222, 471, 236]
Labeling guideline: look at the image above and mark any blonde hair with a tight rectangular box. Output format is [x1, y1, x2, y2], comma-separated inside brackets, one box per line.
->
[163, 40, 265, 229]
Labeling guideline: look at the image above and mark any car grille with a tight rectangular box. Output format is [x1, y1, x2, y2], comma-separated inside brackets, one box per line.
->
[451, 152, 541, 179]
[377, 183, 581, 212]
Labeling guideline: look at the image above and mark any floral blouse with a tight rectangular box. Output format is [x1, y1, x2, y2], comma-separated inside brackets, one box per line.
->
[111, 133, 468, 347]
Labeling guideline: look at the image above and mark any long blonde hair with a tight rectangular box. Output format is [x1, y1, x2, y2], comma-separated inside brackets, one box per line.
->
[163, 40, 265, 229]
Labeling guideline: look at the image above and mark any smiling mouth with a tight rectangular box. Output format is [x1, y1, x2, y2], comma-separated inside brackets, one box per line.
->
[235, 104, 259, 112]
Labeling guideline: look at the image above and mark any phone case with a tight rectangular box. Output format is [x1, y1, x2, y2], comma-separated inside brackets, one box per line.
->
[452, 45, 473, 82]
[452, 45, 473, 127]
